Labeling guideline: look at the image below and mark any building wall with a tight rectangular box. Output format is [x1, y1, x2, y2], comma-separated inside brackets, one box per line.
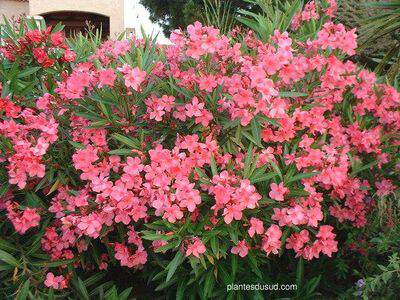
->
[29, 0, 125, 37]
[0, 0, 29, 22]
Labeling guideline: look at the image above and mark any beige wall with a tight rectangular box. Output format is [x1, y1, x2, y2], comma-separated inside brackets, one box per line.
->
[0, 1, 29, 22]
[29, 0, 125, 37]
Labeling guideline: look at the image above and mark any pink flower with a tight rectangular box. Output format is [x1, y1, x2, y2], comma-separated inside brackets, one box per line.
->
[25, 29, 42, 43]
[163, 205, 183, 223]
[314, 225, 338, 258]
[376, 179, 395, 197]
[124, 66, 146, 91]
[306, 207, 323, 227]
[77, 213, 102, 238]
[72, 145, 99, 173]
[248, 217, 264, 237]
[50, 31, 64, 46]
[195, 109, 213, 127]
[223, 204, 242, 224]
[113, 242, 147, 268]
[33, 47, 52, 67]
[269, 182, 289, 201]
[262, 225, 282, 255]
[98, 69, 116, 88]
[123, 157, 144, 176]
[174, 179, 202, 212]
[186, 237, 206, 257]
[316, 225, 336, 240]
[146, 95, 175, 121]
[199, 75, 218, 92]
[6, 204, 40, 234]
[231, 240, 249, 257]
[185, 97, 204, 118]
[36, 93, 53, 110]
[286, 230, 310, 252]
[44, 272, 67, 289]
[152, 239, 168, 252]
[63, 49, 76, 62]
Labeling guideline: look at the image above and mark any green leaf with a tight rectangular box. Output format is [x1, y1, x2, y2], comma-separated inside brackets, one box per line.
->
[306, 275, 321, 295]
[17, 67, 41, 78]
[296, 257, 304, 289]
[285, 172, 320, 184]
[111, 133, 141, 149]
[210, 236, 219, 257]
[48, 287, 55, 300]
[0, 183, 10, 197]
[247, 252, 262, 279]
[166, 251, 184, 282]
[250, 118, 262, 147]
[32, 258, 75, 267]
[351, 160, 378, 176]
[258, 115, 280, 127]
[195, 167, 210, 183]
[243, 143, 254, 178]
[16, 280, 30, 300]
[108, 149, 134, 156]
[242, 131, 259, 146]
[228, 225, 238, 244]
[169, 80, 192, 99]
[104, 285, 118, 299]
[73, 277, 90, 300]
[0, 249, 19, 267]
[0, 264, 14, 271]
[204, 271, 215, 298]
[231, 254, 238, 280]
[69, 141, 85, 149]
[0, 239, 17, 252]
[250, 172, 277, 184]
[155, 277, 178, 291]
[279, 91, 308, 98]
[210, 155, 218, 176]
[268, 159, 283, 180]
[176, 280, 186, 300]
[119, 287, 133, 300]
[83, 272, 106, 287]
[142, 231, 174, 241]
[154, 239, 181, 253]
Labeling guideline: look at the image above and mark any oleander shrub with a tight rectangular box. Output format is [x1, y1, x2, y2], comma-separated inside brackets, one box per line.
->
[0, 1, 399, 298]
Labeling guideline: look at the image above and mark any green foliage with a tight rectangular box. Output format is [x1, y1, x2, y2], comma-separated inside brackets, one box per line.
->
[0, 220, 138, 299]
[338, 0, 400, 84]
[349, 253, 400, 299]
[358, 0, 400, 83]
[202, 0, 237, 34]
[0, 19, 135, 300]
[67, 29, 103, 63]
[237, 0, 303, 42]
[139, 0, 249, 35]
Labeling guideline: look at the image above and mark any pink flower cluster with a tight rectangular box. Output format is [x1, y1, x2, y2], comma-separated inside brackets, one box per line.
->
[0, 27, 75, 67]
[113, 227, 147, 268]
[6, 202, 40, 234]
[0, 96, 58, 189]
[291, 0, 337, 30]
[44, 272, 68, 290]
[207, 171, 262, 224]
[1, 0, 399, 288]
[285, 225, 338, 259]
[262, 225, 282, 255]
[186, 237, 207, 257]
